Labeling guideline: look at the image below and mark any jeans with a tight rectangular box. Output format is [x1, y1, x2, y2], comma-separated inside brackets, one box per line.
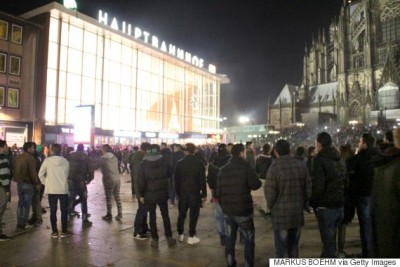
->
[177, 194, 200, 237]
[134, 200, 148, 234]
[48, 194, 68, 233]
[146, 201, 172, 240]
[214, 200, 225, 237]
[274, 228, 301, 258]
[356, 196, 372, 257]
[315, 207, 344, 258]
[224, 214, 255, 267]
[17, 182, 34, 226]
[68, 181, 89, 220]
[31, 184, 43, 222]
[103, 178, 122, 215]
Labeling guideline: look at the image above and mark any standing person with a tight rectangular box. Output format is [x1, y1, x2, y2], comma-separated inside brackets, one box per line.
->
[245, 141, 256, 169]
[216, 144, 261, 267]
[207, 143, 231, 246]
[256, 143, 273, 216]
[38, 144, 70, 238]
[13, 142, 40, 229]
[0, 140, 11, 240]
[28, 142, 44, 226]
[138, 144, 176, 248]
[351, 132, 380, 258]
[121, 148, 130, 174]
[67, 144, 94, 227]
[175, 143, 207, 245]
[132, 142, 150, 240]
[265, 140, 311, 258]
[97, 144, 122, 220]
[170, 144, 184, 206]
[310, 132, 346, 258]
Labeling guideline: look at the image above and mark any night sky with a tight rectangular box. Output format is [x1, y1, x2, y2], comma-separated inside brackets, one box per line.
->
[1, 0, 343, 126]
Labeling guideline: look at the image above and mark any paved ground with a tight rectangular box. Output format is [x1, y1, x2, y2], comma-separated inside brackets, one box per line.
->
[0, 171, 362, 267]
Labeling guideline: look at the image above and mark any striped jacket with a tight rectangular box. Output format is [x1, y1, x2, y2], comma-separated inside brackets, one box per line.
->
[0, 153, 11, 192]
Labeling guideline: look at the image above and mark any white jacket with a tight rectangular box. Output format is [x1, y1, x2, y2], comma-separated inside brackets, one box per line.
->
[39, 155, 69, 194]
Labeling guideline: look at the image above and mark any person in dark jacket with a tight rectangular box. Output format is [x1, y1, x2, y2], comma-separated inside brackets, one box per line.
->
[175, 143, 207, 245]
[371, 128, 400, 258]
[169, 144, 184, 206]
[138, 144, 176, 248]
[351, 132, 380, 257]
[216, 143, 261, 267]
[311, 132, 345, 258]
[256, 143, 273, 215]
[67, 144, 94, 227]
[207, 143, 231, 246]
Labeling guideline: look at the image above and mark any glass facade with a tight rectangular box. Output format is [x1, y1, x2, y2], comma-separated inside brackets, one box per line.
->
[45, 10, 223, 135]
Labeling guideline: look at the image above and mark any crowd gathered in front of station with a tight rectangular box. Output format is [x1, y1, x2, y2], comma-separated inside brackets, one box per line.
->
[0, 124, 399, 267]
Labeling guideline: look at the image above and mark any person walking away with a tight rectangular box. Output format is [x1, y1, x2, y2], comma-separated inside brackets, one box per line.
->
[207, 143, 231, 246]
[0, 140, 11, 240]
[265, 140, 311, 258]
[38, 144, 70, 238]
[67, 144, 94, 227]
[256, 143, 273, 216]
[170, 144, 184, 206]
[97, 144, 122, 221]
[13, 142, 40, 229]
[138, 144, 176, 248]
[216, 144, 261, 267]
[310, 132, 346, 258]
[245, 141, 256, 169]
[175, 143, 207, 245]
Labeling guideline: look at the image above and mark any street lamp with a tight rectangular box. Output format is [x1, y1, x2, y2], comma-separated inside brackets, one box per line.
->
[239, 116, 250, 124]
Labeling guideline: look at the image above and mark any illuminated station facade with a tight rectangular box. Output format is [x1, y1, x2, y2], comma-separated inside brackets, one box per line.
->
[0, 2, 228, 147]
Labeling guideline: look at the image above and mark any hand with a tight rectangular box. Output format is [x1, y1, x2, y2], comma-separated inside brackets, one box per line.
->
[139, 197, 144, 204]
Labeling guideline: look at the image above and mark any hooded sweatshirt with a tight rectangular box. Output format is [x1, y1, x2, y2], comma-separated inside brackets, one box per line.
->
[99, 152, 120, 182]
[38, 155, 69, 194]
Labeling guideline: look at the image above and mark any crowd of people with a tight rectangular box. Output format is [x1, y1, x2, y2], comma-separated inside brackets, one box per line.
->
[0, 126, 398, 266]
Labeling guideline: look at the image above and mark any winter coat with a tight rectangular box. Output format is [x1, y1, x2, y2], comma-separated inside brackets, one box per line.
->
[98, 152, 120, 185]
[67, 151, 94, 183]
[206, 152, 230, 198]
[138, 154, 171, 204]
[13, 151, 40, 185]
[129, 150, 146, 197]
[265, 155, 311, 230]
[38, 155, 69, 194]
[216, 156, 261, 216]
[310, 146, 345, 209]
[371, 148, 400, 258]
[256, 154, 273, 179]
[175, 154, 207, 199]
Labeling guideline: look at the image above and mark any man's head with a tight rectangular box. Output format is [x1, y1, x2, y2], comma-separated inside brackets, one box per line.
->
[316, 132, 333, 151]
[217, 143, 227, 155]
[274, 139, 290, 157]
[102, 144, 112, 154]
[245, 141, 253, 150]
[184, 143, 196, 155]
[140, 142, 151, 152]
[227, 143, 233, 153]
[51, 144, 62, 156]
[295, 146, 306, 157]
[262, 143, 271, 155]
[160, 142, 168, 149]
[149, 144, 160, 155]
[307, 146, 316, 157]
[77, 144, 84, 151]
[359, 132, 375, 150]
[0, 140, 7, 153]
[231, 143, 245, 157]
[23, 142, 35, 154]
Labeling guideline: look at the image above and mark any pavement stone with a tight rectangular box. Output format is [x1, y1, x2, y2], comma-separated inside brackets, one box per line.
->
[0, 171, 362, 266]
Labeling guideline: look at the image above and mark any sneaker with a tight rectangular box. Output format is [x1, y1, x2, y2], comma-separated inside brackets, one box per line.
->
[187, 236, 200, 245]
[102, 214, 112, 220]
[178, 234, 184, 242]
[167, 237, 177, 247]
[82, 220, 93, 227]
[0, 234, 10, 241]
[133, 233, 147, 240]
[60, 232, 68, 238]
[51, 232, 59, 239]
[115, 214, 122, 221]
[151, 239, 159, 248]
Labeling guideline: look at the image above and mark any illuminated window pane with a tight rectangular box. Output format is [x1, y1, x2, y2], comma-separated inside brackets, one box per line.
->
[95, 80, 102, 105]
[46, 69, 57, 97]
[60, 22, 69, 46]
[121, 86, 131, 107]
[108, 83, 120, 106]
[138, 70, 150, 90]
[83, 30, 96, 54]
[57, 98, 66, 124]
[138, 52, 151, 71]
[49, 17, 60, 43]
[48, 42, 59, 69]
[121, 65, 131, 86]
[83, 53, 96, 77]
[109, 61, 121, 84]
[58, 71, 67, 98]
[66, 100, 80, 124]
[108, 106, 118, 129]
[122, 45, 132, 65]
[66, 73, 81, 100]
[110, 40, 121, 62]
[68, 48, 82, 74]
[151, 74, 160, 93]
[45, 97, 56, 123]
[82, 77, 95, 104]
[69, 25, 83, 50]
[59, 46, 68, 71]
[96, 56, 103, 79]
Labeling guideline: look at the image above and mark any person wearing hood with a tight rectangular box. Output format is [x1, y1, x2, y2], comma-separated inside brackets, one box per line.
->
[138, 144, 176, 248]
[310, 132, 345, 258]
[38, 144, 70, 238]
[97, 144, 122, 221]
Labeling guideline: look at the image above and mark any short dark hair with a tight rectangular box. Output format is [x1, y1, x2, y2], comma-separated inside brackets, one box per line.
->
[307, 146, 315, 156]
[262, 143, 271, 154]
[51, 143, 62, 155]
[149, 144, 160, 155]
[295, 146, 306, 157]
[102, 144, 112, 153]
[0, 140, 6, 148]
[245, 141, 252, 147]
[77, 144, 84, 151]
[23, 142, 34, 152]
[275, 139, 290, 156]
[184, 143, 196, 154]
[317, 132, 332, 147]
[231, 143, 245, 157]
[362, 132, 376, 148]
[140, 142, 151, 151]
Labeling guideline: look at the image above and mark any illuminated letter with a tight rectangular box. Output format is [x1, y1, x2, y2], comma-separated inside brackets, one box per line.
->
[199, 59, 204, 68]
[134, 27, 142, 39]
[143, 31, 150, 43]
[177, 48, 184, 60]
[168, 44, 176, 56]
[122, 21, 132, 35]
[185, 52, 192, 64]
[98, 10, 108, 25]
[151, 35, 159, 48]
[192, 56, 199, 66]
[208, 64, 216, 73]
[111, 17, 119, 30]
[160, 41, 167, 52]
